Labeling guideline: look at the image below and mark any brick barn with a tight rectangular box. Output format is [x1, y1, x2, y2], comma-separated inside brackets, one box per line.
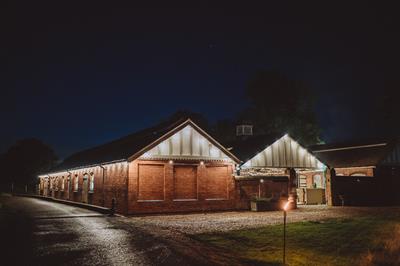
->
[38, 118, 241, 214]
[311, 137, 400, 206]
[226, 128, 326, 208]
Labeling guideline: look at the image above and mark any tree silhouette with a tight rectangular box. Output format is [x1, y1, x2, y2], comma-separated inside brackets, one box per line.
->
[373, 78, 400, 136]
[1, 139, 58, 188]
[240, 69, 321, 145]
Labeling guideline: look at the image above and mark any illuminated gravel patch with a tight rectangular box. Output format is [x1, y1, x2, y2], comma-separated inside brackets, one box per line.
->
[130, 206, 400, 234]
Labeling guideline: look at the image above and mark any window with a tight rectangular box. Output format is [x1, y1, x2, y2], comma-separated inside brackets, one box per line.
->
[61, 177, 65, 191]
[89, 173, 94, 192]
[298, 175, 307, 188]
[55, 177, 59, 191]
[74, 175, 79, 191]
[313, 174, 322, 188]
[50, 178, 53, 190]
[236, 125, 253, 136]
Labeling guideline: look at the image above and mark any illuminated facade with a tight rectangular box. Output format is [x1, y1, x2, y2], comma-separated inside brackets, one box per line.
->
[38, 119, 240, 214]
[38, 122, 400, 211]
[230, 134, 327, 207]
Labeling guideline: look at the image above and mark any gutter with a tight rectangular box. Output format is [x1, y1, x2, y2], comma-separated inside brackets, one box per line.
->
[45, 159, 127, 176]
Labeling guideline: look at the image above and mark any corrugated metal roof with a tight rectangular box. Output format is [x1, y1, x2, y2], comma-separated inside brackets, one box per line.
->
[226, 134, 323, 168]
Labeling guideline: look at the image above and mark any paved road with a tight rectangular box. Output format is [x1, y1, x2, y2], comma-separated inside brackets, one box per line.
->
[0, 195, 213, 266]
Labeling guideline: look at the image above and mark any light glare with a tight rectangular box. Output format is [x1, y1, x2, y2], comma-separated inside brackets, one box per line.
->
[283, 201, 290, 211]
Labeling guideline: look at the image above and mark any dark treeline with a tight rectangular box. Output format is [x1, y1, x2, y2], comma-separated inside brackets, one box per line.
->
[0, 139, 57, 192]
[164, 69, 322, 145]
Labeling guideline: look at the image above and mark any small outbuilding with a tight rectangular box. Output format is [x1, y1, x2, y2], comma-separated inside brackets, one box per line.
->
[310, 137, 400, 206]
[226, 132, 326, 208]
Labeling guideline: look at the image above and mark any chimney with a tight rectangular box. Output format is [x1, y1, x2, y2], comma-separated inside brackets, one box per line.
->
[236, 124, 253, 137]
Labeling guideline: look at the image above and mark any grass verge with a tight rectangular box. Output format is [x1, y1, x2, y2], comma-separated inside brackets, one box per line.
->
[193, 213, 400, 266]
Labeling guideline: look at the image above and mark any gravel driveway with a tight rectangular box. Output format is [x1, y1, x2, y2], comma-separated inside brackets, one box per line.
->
[130, 205, 400, 234]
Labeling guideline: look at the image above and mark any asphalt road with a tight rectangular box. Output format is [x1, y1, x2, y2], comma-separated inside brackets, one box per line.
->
[0, 195, 213, 266]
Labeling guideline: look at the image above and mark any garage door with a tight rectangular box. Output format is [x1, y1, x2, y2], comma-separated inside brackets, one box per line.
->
[174, 166, 197, 200]
[204, 166, 229, 200]
[138, 164, 165, 201]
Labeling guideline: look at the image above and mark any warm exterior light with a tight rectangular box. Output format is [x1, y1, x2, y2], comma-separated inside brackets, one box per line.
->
[169, 160, 173, 164]
[260, 179, 264, 183]
[283, 201, 290, 211]
[200, 161, 204, 165]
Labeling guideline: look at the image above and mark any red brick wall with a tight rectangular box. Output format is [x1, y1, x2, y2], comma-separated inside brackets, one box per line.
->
[40, 159, 236, 214]
[42, 161, 128, 214]
[335, 167, 375, 176]
[127, 159, 236, 214]
[325, 168, 333, 205]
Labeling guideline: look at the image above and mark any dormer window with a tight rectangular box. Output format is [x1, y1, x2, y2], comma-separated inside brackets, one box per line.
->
[236, 125, 253, 136]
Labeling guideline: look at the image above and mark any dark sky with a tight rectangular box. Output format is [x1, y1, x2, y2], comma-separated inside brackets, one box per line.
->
[2, 2, 399, 158]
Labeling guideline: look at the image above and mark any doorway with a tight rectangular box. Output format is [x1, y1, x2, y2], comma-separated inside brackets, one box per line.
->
[82, 174, 89, 203]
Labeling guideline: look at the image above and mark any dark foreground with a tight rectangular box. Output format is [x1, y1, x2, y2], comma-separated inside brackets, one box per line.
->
[0, 195, 224, 266]
[3, 195, 399, 266]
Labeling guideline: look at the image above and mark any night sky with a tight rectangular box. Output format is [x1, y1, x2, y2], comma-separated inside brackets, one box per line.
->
[2, 2, 399, 159]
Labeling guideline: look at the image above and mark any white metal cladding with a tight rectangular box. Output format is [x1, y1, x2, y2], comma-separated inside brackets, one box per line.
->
[381, 141, 400, 165]
[139, 125, 231, 161]
[242, 134, 324, 168]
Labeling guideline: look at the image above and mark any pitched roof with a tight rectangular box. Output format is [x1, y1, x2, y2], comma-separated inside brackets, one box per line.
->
[50, 117, 240, 173]
[224, 133, 284, 163]
[226, 134, 323, 168]
[309, 137, 397, 168]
